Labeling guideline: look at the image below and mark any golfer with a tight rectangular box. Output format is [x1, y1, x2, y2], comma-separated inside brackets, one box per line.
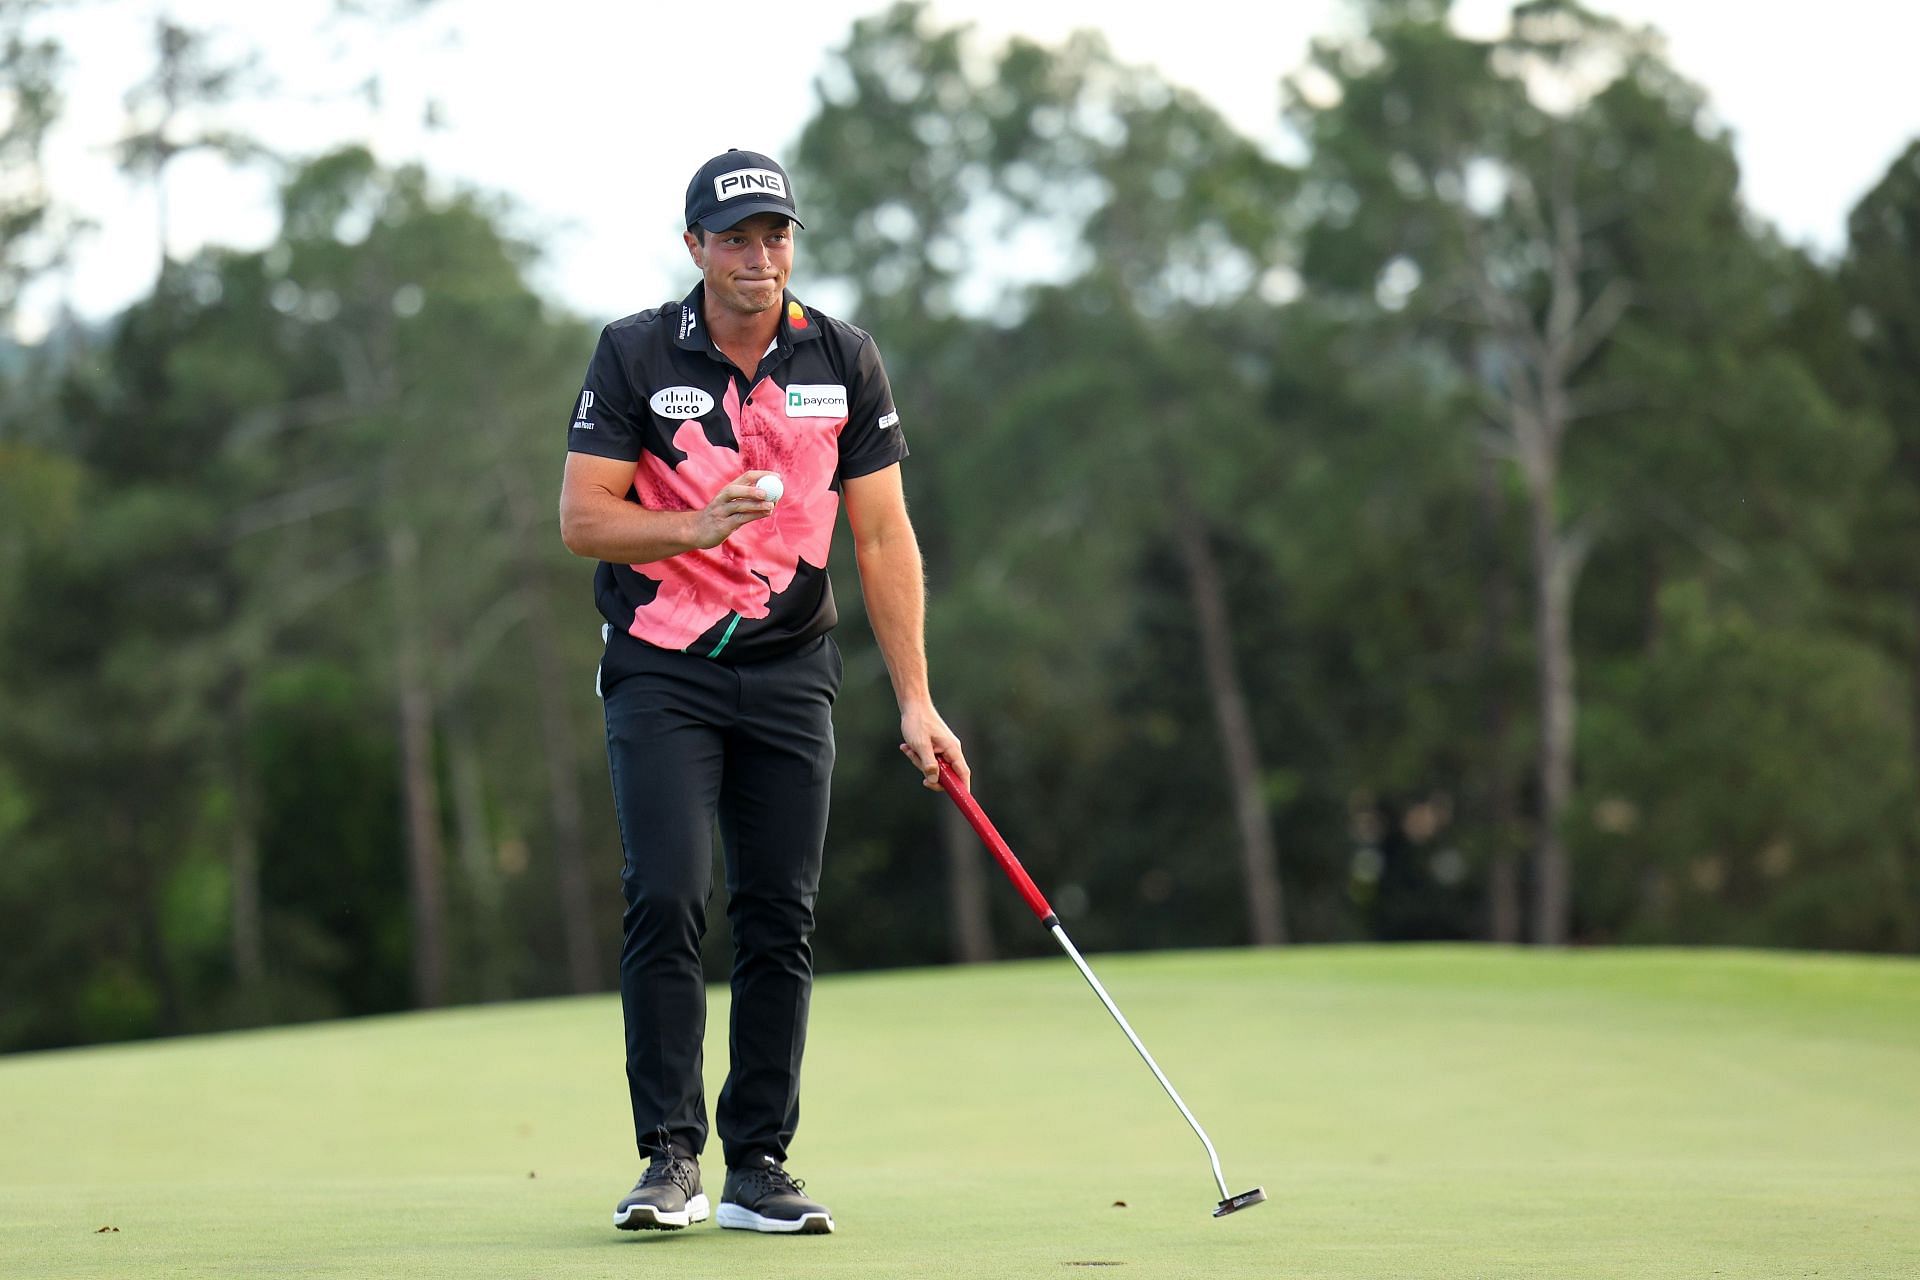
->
[558, 148, 968, 1235]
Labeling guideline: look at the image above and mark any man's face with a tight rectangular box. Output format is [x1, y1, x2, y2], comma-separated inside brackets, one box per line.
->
[685, 212, 794, 318]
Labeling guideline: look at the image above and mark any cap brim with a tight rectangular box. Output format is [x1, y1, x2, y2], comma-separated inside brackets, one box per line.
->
[694, 201, 805, 233]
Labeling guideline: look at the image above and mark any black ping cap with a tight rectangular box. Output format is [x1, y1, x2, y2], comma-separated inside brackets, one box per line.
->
[685, 149, 804, 232]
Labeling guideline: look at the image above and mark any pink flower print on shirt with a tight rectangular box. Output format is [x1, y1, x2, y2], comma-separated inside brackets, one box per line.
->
[624, 379, 843, 651]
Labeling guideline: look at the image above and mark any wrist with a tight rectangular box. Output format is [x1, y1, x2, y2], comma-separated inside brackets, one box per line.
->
[672, 508, 706, 553]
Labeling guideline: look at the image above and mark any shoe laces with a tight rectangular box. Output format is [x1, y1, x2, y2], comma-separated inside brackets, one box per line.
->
[640, 1154, 698, 1197]
[749, 1157, 804, 1197]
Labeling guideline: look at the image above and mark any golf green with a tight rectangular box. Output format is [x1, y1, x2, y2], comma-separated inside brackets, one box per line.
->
[3, 946, 1916, 1278]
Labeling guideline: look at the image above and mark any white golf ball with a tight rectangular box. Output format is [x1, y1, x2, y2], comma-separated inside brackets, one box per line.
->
[756, 474, 784, 503]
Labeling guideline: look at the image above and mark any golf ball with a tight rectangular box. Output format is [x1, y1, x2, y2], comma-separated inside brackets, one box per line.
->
[756, 474, 784, 503]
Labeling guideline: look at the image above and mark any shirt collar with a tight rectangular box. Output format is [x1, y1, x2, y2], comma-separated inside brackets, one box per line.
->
[779, 290, 823, 346]
[673, 282, 708, 352]
[673, 282, 822, 356]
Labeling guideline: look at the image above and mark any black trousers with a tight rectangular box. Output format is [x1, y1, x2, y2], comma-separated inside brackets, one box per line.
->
[600, 630, 841, 1170]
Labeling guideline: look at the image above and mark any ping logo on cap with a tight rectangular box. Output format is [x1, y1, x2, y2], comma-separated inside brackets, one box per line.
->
[715, 169, 787, 202]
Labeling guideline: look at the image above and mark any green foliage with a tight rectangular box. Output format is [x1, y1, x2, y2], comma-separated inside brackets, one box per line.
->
[1578, 585, 1917, 948]
[0, 0, 62, 324]
[0, 142, 600, 1048]
[4, 1, 1920, 1051]
[250, 663, 409, 1014]
[1831, 142, 1920, 664]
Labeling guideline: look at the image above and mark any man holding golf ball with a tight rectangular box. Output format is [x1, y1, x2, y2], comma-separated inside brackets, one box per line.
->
[558, 149, 968, 1236]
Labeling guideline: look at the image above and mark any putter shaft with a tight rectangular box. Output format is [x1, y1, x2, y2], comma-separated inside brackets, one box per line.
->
[1045, 920, 1232, 1204]
[933, 759, 1264, 1216]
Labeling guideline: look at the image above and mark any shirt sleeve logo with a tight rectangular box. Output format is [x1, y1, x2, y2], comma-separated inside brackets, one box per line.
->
[877, 410, 899, 430]
[785, 383, 848, 417]
[649, 386, 716, 420]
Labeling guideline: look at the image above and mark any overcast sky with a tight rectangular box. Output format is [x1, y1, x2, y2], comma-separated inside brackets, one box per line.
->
[15, 0, 1920, 339]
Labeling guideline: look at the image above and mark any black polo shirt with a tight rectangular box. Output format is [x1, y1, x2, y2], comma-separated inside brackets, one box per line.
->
[566, 283, 908, 665]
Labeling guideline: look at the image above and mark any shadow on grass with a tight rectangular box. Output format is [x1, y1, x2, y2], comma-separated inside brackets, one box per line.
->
[537, 1227, 840, 1252]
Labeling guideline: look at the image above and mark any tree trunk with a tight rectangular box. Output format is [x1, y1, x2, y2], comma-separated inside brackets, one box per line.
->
[388, 523, 448, 1007]
[1461, 163, 1621, 948]
[155, 168, 170, 281]
[941, 721, 995, 963]
[1907, 592, 1920, 953]
[443, 698, 508, 1000]
[499, 462, 601, 993]
[1474, 452, 1523, 943]
[113, 804, 182, 1033]
[226, 752, 264, 991]
[1910, 593, 1920, 794]
[524, 593, 600, 993]
[1169, 490, 1286, 946]
[1643, 547, 1665, 653]
[119, 807, 185, 1035]
[1528, 495, 1578, 946]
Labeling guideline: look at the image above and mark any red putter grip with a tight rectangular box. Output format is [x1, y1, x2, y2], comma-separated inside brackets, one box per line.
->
[934, 759, 1055, 922]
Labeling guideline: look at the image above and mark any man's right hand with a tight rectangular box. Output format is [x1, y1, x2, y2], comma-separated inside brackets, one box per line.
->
[687, 472, 777, 549]
[562, 458, 777, 564]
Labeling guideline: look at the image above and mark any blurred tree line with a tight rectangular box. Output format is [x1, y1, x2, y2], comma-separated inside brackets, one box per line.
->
[2, 0, 1916, 1052]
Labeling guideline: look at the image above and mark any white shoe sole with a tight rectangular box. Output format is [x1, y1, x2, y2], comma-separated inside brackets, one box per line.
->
[614, 1192, 710, 1230]
[716, 1202, 834, 1234]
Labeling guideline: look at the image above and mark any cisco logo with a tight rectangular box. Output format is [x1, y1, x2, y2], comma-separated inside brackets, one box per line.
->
[649, 386, 715, 420]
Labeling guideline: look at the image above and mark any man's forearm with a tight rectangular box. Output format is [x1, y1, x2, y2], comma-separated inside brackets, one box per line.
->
[561, 495, 701, 565]
[855, 531, 931, 708]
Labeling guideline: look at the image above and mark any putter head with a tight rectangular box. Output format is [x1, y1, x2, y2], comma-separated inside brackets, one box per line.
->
[1213, 1186, 1267, 1217]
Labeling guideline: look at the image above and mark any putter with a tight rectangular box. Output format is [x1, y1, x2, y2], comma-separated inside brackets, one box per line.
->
[926, 756, 1266, 1218]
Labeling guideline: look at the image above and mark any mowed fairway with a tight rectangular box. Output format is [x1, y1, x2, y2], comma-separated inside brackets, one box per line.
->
[2, 946, 1917, 1279]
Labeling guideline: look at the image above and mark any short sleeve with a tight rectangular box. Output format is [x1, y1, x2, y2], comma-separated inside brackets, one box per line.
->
[565, 328, 644, 462]
[836, 335, 910, 482]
